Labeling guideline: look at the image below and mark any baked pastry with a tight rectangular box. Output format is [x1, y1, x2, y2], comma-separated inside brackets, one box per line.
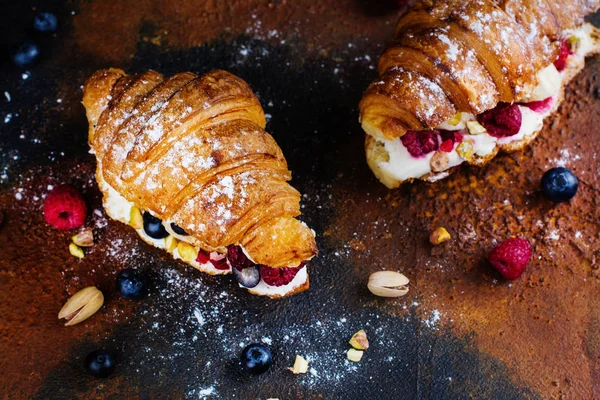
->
[83, 69, 317, 297]
[360, 0, 600, 188]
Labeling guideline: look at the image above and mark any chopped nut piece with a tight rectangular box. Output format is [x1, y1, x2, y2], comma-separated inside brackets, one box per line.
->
[456, 140, 474, 161]
[368, 271, 409, 298]
[72, 228, 94, 247]
[288, 355, 309, 374]
[466, 120, 486, 135]
[69, 243, 84, 259]
[165, 235, 178, 252]
[430, 227, 451, 245]
[349, 330, 369, 350]
[177, 241, 197, 262]
[447, 112, 462, 126]
[430, 151, 449, 173]
[567, 36, 580, 52]
[58, 286, 104, 326]
[347, 349, 364, 362]
[129, 206, 143, 229]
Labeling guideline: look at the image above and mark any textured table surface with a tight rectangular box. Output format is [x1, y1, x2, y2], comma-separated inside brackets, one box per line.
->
[1, 1, 600, 399]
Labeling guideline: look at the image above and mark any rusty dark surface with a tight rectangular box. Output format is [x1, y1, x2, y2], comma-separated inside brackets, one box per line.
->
[1, 1, 599, 399]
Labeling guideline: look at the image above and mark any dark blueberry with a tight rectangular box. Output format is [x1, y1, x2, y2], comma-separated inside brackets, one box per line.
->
[116, 268, 148, 299]
[33, 12, 58, 33]
[142, 212, 169, 239]
[240, 343, 272, 375]
[541, 167, 578, 203]
[12, 41, 40, 67]
[232, 266, 261, 288]
[85, 350, 115, 378]
[170, 222, 188, 236]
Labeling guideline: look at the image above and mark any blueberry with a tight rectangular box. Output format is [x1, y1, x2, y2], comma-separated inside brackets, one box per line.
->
[116, 268, 148, 299]
[12, 41, 40, 67]
[541, 167, 578, 203]
[240, 343, 272, 375]
[142, 212, 169, 239]
[85, 350, 115, 378]
[232, 266, 261, 288]
[33, 12, 58, 33]
[170, 222, 188, 236]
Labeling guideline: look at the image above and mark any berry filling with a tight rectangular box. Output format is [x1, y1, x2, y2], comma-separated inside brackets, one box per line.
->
[477, 103, 522, 138]
[259, 263, 305, 287]
[400, 130, 439, 157]
[553, 40, 572, 72]
[522, 97, 553, 113]
[196, 249, 211, 264]
[439, 130, 464, 152]
[227, 245, 256, 271]
[209, 254, 230, 270]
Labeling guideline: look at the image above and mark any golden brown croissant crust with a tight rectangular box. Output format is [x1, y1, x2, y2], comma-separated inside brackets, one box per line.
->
[360, 0, 600, 140]
[83, 69, 317, 268]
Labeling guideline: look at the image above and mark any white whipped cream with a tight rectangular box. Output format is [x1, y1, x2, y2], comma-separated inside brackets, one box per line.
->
[374, 26, 596, 183]
[99, 176, 308, 295]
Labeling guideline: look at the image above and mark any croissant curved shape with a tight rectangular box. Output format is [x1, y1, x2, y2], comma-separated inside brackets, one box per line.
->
[360, 0, 600, 188]
[83, 68, 317, 297]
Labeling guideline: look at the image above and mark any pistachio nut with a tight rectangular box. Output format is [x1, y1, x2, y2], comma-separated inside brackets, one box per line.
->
[347, 348, 364, 362]
[447, 112, 462, 126]
[177, 242, 198, 262]
[456, 140, 474, 161]
[129, 206, 143, 230]
[430, 227, 451, 245]
[466, 120, 486, 135]
[288, 355, 309, 374]
[367, 271, 409, 298]
[72, 228, 94, 247]
[58, 286, 104, 326]
[165, 235, 178, 252]
[430, 151, 449, 173]
[349, 330, 369, 350]
[69, 243, 85, 259]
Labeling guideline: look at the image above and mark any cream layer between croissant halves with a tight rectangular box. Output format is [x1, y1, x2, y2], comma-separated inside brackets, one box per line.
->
[366, 24, 600, 188]
[98, 176, 310, 298]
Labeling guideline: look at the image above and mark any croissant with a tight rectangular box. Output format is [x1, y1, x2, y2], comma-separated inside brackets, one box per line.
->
[83, 69, 317, 297]
[360, 0, 600, 188]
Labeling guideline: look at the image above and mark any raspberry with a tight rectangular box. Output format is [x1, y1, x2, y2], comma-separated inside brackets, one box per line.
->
[196, 249, 210, 264]
[553, 40, 571, 72]
[477, 103, 522, 138]
[522, 97, 553, 113]
[43, 185, 87, 230]
[227, 245, 255, 271]
[259, 263, 305, 287]
[488, 238, 533, 280]
[209, 254, 230, 270]
[400, 130, 439, 157]
[439, 130, 464, 152]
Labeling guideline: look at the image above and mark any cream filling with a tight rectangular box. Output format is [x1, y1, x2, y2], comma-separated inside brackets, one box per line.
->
[99, 176, 308, 295]
[375, 25, 595, 183]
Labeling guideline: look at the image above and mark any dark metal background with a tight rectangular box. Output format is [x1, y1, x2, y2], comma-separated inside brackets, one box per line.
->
[1, 1, 599, 399]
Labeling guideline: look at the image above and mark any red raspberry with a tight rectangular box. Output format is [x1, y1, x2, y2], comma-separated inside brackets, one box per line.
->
[553, 41, 571, 72]
[227, 245, 255, 271]
[259, 263, 305, 287]
[439, 130, 464, 152]
[43, 185, 87, 230]
[522, 97, 553, 113]
[488, 238, 533, 280]
[209, 254, 230, 270]
[196, 249, 210, 264]
[478, 103, 522, 138]
[400, 130, 439, 157]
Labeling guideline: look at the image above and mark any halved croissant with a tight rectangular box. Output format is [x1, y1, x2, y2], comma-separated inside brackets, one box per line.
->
[83, 69, 317, 297]
[360, 0, 600, 188]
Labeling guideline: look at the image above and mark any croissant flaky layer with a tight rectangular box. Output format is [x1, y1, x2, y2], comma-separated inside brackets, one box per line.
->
[360, 0, 600, 140]
[83, 69, 317, 273]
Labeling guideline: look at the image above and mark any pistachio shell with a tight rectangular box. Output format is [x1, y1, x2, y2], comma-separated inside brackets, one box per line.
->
[349, 330, 369, 350]
[72, 228, 94, 247]
[58, 286, 104, 326]
[367, 271, 409, 298]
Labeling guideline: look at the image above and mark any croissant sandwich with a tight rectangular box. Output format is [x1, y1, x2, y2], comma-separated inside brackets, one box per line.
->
[83, 69, 317, 297]
[360, 0, 600, 188]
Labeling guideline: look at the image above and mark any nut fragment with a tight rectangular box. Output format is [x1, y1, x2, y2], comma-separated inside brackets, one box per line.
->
[466, 120, 486, 135]
[349, 330, 369, 350]
[430, 151, 449, 173]
[165, 235, 178, 252]
[448, 112, 462, 126]
[430, 227, 451, 245]
[58, 286, 104, 326]
[288, 355, 309, 374]
[456, 140, 474, 161]
[129, 206, 143, 229]
[72, 228, 94, 247]
[567, 35, 580, 52]
[367, 271, 409, 298]
[347, 349, 364, 362]
[69, 243, 85, 259]
[177, 241, 197, 262]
